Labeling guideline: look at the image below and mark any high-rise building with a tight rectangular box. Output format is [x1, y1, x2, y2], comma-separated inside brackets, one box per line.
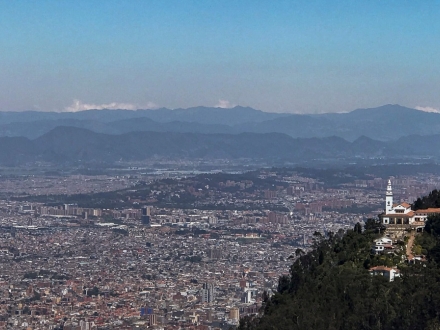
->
[229, 307, 239, 321]
[147, 314, 157, 326]
[264, 190, 276, 199]
[267, 212, 277, 223]
[141, 206, 151, 225]
[207, 248, 222, 260]
[201, 282, 215, 303]
[142, 206, 151, 216]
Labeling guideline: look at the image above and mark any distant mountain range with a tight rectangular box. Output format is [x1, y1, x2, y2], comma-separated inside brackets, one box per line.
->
[1, 126, 440, 165]
[1, 104, 440, 141]
[1, 104, 440, 165]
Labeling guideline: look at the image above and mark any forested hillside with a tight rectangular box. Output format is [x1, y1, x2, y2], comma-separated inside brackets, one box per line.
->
[239, 216, 440, 330]
[413, 189, 440, 210]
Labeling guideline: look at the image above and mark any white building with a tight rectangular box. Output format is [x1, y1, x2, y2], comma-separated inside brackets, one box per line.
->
[374, 237, 393, 245]
[371, 237, 394, 254]
[380, 179, 440, 226]
[369, 266, 400, 282]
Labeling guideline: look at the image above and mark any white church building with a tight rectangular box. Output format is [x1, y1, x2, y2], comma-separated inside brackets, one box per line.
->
[381, 179, 440, 226]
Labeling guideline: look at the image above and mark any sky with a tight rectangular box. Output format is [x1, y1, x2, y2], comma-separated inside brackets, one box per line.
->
[0, 0, 439, 113]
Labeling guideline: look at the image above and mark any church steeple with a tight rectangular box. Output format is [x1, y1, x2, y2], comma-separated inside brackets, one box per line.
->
[385, 179, 393, 213]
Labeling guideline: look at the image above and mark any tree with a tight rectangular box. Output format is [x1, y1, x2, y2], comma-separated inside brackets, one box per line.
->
[364, 218, 382, 232]
[277, 275, 290, 294]
[425, 214, 440, 237]
[294, 248, 304, 257]
[413, 244, 422, 256]
[354, 222, 362, 234]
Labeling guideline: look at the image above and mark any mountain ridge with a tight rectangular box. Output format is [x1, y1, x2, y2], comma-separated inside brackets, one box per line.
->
[1, 104, 440, 141]
[1, 126, 440, 165]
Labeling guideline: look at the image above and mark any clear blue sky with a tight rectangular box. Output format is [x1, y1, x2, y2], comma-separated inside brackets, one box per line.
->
[0, 0, 439, 113]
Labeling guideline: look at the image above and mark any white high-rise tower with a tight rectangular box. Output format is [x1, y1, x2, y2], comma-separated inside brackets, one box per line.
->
[385, 179, 393, 213]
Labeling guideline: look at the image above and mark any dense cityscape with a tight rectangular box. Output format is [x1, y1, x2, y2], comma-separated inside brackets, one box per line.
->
[0, 165, 439, 329]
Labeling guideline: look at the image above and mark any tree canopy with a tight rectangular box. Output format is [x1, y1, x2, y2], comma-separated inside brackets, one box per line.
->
[413, 189, 440, 210]
[239, 216, 440, 330]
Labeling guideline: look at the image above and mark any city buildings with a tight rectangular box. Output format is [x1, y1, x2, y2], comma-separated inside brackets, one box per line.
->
[0, 169, 438, 328]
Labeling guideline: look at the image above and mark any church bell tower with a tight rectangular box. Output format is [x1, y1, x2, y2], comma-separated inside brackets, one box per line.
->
[385, 179, 393, 213]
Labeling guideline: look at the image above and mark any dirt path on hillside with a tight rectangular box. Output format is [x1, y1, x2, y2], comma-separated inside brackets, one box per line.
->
[407, 232, 415, 260]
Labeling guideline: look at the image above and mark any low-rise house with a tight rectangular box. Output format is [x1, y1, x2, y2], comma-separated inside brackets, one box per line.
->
[369, 266, 400, 282]
[371, 245, 384, 254]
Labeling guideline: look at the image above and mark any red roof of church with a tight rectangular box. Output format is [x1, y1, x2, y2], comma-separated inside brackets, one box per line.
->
[415, 208, 440, 214]
[392, 202, 411, 208]
[369, 266, 400, 273]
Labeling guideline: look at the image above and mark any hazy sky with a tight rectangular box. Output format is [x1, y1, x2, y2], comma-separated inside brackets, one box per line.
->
[1, 1, 439, 113]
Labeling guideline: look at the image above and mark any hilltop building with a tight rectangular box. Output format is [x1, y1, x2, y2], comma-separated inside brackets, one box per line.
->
[381, 179, 440, 227]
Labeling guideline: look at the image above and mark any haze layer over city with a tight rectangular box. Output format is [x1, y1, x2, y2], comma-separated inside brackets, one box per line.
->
[1, 1, 440, 330]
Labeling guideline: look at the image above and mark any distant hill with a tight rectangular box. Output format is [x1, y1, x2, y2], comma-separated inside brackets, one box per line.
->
[0, 106, 285, 139]
[30, 127, 354, 163]
[130, 106, 289, 125]
[237, 104, 440, 141]
[1, 126, 440, 165]
[0, 106, 287, 125]
[0, 118, 236, 139]
[2, 104, 440, 141]
[322, 104, 440, 141]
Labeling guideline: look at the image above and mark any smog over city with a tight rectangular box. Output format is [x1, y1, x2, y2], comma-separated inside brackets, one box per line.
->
[1, 2, 440, 329]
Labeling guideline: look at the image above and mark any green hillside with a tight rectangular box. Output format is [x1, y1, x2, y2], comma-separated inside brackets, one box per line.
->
[239, 215, 440, 330]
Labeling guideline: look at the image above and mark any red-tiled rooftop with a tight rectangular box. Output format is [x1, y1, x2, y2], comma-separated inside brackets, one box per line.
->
[369, 266, 400, 273]
[415, 208, 440, 214]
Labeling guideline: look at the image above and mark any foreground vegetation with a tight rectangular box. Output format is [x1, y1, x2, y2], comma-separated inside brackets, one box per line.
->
[239, 215, 440, 330]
